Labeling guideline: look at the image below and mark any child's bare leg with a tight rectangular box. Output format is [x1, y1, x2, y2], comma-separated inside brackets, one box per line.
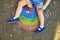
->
[14, 0, 27, 18]
[7, 0, 27, 23]
[36, 6, 44, 28]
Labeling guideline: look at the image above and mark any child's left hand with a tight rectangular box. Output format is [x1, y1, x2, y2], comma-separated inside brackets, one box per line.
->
[41, 6, 47, 11]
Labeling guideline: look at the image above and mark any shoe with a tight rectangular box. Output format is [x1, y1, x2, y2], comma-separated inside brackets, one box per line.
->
[35, 27, 45, 33]
[7, 18, 19, 23]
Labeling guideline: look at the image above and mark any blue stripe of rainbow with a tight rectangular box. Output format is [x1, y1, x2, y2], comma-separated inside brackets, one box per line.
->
[19, 7, 39, 27]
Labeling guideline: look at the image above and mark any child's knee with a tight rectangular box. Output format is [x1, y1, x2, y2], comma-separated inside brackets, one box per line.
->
[36, 6, 43, 10]
[18, 1, 27, 6]
[37, 9, 43, 15]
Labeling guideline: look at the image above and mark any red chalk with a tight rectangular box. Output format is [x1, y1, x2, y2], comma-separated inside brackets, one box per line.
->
[17, 22, 39, 31]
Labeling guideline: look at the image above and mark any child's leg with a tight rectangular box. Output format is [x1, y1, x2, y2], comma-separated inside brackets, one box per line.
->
[7, 0, 27, 23]
[36, 6, 44, 28]
[35, 6, 45, 33]
[14, 0, 27, 18]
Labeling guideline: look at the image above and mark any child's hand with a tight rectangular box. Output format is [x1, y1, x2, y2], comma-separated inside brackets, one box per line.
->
[27, 3, 33, 8]
[26, 0, 33, 8]
[42, 0, 51, 10]
[41, 6, 47, 10]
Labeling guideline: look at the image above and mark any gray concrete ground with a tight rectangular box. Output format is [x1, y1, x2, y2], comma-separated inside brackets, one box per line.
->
[0, 0, 60, 40]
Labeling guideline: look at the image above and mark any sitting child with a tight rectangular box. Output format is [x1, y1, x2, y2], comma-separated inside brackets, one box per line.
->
[8, 0, 51, 33]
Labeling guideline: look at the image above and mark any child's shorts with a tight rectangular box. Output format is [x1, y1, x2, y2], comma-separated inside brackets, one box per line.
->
[30, 0, 44, 6]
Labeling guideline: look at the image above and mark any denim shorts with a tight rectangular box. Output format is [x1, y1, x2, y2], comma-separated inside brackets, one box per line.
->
[30, 0, 44, 6]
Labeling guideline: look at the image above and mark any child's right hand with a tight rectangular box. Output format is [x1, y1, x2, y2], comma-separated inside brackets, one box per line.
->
[26, 0, 33, 8]
[27, 3, 33, 8]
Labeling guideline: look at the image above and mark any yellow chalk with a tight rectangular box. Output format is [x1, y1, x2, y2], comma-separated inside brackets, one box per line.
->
[54, 22, 60, 40]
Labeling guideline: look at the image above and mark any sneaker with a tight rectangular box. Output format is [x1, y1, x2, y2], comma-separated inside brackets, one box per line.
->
[7, 18, 19, 23]
[35, 27, 45, 33]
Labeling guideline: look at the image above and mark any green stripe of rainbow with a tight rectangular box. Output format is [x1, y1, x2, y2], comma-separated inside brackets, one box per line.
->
[19, 13, 39, 26]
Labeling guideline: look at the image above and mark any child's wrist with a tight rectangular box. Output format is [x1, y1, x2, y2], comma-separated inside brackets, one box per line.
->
[42, 6, 46, 10]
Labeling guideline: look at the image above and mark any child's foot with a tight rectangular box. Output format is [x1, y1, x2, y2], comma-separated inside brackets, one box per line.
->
[35, 26, 45, 33]
[7, 17, 19, 23]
